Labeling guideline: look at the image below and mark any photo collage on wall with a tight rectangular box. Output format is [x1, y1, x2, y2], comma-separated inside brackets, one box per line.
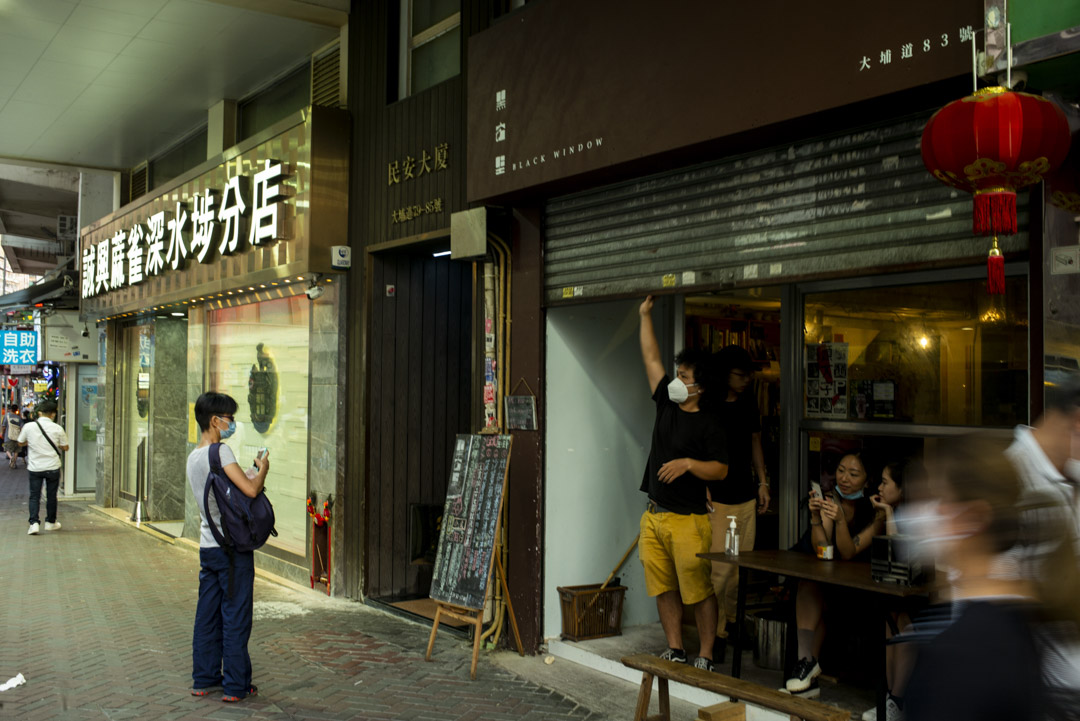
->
[805, 342, 848, 419]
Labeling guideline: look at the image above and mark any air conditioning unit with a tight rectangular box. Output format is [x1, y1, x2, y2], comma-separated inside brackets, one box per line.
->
[129, 161, 149, 203]
[57, 215, 77, 242]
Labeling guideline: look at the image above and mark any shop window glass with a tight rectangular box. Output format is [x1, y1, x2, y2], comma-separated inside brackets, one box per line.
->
[803, 276, 1028, 427]
[208, 296, 309, 555]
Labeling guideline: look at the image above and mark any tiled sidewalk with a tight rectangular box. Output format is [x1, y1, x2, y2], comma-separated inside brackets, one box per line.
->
[0, 465, 600, 721]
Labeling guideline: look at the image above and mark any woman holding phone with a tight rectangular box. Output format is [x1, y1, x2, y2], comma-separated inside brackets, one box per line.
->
[786, 450, 883, 694]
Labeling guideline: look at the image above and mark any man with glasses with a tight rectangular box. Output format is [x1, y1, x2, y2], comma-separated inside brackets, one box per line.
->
[707, 344, 769, 654]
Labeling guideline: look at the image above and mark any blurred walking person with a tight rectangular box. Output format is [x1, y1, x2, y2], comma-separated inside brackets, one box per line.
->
[905, 435, 1079, 721]
[4, 403, 23, 468]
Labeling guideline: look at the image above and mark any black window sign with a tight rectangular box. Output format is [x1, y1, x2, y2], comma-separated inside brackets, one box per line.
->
[504, 395, 537, 431]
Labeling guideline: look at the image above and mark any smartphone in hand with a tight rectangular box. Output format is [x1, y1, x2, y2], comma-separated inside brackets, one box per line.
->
[252, 447, 268, 469]
[810, 481, 822, 498]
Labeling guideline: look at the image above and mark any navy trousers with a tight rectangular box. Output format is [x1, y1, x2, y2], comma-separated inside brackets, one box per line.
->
[28, 469, 60, 524]
[192, 547, 254, 697]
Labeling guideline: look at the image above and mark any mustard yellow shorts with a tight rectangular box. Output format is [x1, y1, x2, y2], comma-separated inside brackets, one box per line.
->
[639, 509, 714, 605]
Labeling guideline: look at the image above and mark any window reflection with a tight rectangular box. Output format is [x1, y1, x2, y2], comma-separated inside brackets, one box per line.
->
[804, 276, 1028, 427]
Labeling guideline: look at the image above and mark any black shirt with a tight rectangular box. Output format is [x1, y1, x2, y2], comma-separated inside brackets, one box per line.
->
[707, 392, 761, 504]
[638, 375, 728, 515]
[905, 601, 1044, 721]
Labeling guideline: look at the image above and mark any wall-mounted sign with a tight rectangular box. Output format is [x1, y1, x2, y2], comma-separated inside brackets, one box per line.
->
[388, 143, 449, 185]
[81, 159, 292, 299]
[0, 330, 37, 365]
[466, 0, 980, 201]
[43, 311, 98, 363]
[79, 107, 350, 317]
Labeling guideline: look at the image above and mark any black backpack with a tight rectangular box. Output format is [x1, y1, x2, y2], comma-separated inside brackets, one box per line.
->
[203, 444, 277, 593]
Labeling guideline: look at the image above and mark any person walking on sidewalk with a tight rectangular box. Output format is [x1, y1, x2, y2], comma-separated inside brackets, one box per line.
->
[19, 400, 68, 535]
[187, 392, 268, 702]
[5, 403, 24, 468]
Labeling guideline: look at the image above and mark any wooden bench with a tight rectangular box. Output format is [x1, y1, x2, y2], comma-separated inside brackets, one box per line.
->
[621, 654, 849, 721]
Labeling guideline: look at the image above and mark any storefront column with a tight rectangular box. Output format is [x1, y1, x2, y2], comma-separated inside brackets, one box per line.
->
[183, 310, 207, 540]
[508, 208, 544, 652]
[148, 317, 188, 521]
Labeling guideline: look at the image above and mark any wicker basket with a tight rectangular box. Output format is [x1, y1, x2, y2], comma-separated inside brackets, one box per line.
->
[557, 583, 627, 641]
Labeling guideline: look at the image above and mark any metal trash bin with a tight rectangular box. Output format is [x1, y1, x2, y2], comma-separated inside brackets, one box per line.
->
[751, 608, 787, 671]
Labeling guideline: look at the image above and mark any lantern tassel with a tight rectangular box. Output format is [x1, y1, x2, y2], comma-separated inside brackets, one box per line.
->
[987, 238, 1005, 295]
[974, 190, 1017, 236]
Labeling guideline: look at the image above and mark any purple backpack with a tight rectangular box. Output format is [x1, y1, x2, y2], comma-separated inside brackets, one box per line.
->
[203, 443, 277, 554]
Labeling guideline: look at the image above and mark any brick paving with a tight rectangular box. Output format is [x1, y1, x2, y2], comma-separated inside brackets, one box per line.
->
[0, 464, 601, 721]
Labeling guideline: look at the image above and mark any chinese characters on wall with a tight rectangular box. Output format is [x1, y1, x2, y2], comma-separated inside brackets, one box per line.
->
[81, 159, 292, 299]
[857, 25, 974, 72]
[387, 142, 449, 185]
[391, 198, 444, 224]
[0, 331, 37, 365]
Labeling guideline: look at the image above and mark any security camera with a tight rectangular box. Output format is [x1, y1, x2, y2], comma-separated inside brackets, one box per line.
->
[305, 283, 325, 300]
[81, 324, 89, 338]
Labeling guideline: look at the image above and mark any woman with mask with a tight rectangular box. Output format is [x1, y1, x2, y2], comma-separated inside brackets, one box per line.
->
[862, 457, 926, 721]
[786, 450, 882, 694]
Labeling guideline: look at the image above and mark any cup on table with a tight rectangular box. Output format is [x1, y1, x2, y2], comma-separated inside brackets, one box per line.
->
[816, 544, 835, 560]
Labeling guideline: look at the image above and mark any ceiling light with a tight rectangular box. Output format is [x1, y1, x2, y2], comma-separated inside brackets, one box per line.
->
[432, 250, 451, 257]
[918, 336, 930, 349]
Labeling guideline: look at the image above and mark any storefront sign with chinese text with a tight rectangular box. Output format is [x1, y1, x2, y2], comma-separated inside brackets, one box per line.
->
[0, 331, 37, 365]
[388, 143, 449, 185]
[81, 159, 293, 299]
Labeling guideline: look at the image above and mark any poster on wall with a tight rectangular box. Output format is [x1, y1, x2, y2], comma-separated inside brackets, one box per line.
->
[805, 343, 849, 419]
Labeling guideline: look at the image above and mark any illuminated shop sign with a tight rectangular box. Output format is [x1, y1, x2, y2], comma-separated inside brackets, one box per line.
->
[80, 159, 292, 299]
[0, 331, 37, 365]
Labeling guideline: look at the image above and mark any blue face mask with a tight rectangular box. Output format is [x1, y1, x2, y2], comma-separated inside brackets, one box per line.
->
[218, 418, 237, 440]
[837, 487, 864, 500]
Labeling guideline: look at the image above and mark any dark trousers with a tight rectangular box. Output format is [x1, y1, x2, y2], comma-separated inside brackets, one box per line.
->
[192, 547, 255, 697]
[28, 469, 60, 524]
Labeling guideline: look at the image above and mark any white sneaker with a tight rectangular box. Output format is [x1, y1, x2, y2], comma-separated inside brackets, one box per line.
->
[27, 523, 39, 535]
[862, 698, 904, 721]
[785, 656, 821, 692]
[44, 521, 61, 531]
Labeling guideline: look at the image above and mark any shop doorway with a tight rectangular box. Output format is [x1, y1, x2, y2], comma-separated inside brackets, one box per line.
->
[118, 324, 152, 509]
[683, 287, 783, 552]
[365, 248, 475, 624]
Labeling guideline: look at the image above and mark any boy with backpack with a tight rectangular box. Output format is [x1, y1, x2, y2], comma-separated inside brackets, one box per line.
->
[187, 392, 269, 703]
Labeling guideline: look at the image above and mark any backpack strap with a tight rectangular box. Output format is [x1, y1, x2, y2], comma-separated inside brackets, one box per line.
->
[203, 444, 230, 548]
[33, 420, 62, 463]
[203, 443, 237, 598]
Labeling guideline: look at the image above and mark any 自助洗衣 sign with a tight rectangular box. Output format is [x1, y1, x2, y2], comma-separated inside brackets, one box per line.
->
[80, 158, 292, 300]
[0, 331, 37, 365]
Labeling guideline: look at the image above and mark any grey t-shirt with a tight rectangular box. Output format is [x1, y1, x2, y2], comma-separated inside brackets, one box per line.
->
[186, 443, 237, 549]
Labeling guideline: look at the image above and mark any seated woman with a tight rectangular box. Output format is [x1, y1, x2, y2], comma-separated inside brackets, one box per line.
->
[786, 450, 882, 694]
[861, 457, 926, 721]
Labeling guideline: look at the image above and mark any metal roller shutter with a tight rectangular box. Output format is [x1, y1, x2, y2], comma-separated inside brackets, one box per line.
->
[543, 113, 1029, 305]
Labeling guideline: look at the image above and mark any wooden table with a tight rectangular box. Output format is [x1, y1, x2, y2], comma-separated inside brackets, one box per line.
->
[699, 550, 932, 720]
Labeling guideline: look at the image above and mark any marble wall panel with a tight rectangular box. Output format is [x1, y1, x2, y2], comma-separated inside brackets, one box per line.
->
[150, 317, 188, 521]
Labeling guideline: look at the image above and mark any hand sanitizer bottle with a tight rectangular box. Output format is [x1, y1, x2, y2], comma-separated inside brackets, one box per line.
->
[725, 515, 740, 556]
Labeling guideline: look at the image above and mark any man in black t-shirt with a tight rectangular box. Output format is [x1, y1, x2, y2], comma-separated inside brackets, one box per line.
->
[708, 344, 770, 643]
[638, 296, 728, 672]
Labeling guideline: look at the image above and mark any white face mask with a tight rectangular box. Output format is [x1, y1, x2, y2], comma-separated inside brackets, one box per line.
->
[667, 378, 698, 404]
[896, 499, 972, 563]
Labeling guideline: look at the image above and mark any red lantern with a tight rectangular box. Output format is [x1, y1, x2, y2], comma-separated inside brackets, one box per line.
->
[921, 87, 1071, 293]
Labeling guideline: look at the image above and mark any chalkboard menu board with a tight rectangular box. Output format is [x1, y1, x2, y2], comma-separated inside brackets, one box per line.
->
[430, 434, 513, 610]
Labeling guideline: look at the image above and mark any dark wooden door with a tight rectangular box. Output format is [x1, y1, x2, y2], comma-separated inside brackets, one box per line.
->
[366, 250, 473, 599]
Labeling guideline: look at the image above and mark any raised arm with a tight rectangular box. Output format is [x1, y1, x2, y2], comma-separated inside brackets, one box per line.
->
[639, 296, 665, 394]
